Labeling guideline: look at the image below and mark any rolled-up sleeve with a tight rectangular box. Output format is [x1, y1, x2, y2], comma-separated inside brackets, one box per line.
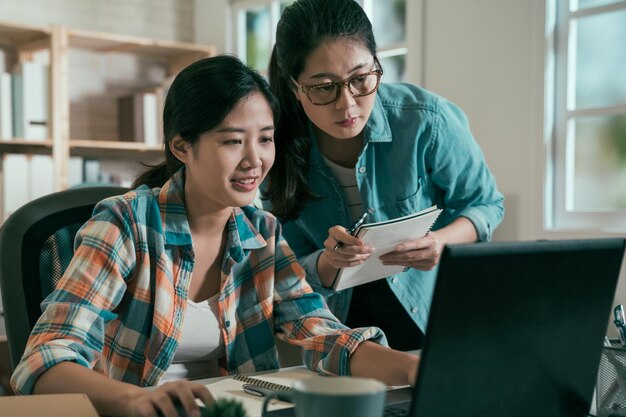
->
[429, 98, 505, 242]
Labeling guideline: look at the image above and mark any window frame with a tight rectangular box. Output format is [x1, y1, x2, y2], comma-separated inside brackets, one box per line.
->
[546, 0, 626, 233]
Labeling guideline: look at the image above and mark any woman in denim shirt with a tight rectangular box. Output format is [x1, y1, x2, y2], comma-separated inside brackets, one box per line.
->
[263, 0, 505, 350]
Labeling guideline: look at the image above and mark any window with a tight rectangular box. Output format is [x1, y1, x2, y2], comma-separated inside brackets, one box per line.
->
[359, 0, 408, 83]
[230, 0, 408, 81]
[547, 0, 626, 231]
[231, 0, 295, 72]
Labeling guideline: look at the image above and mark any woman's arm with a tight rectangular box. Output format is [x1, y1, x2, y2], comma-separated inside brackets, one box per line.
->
[349, 341, 418, 387]
[34, 362, 213, 417]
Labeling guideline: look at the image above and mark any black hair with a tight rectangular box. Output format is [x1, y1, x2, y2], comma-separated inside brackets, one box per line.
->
[265, 0, 377, 221]
[133, 55, 280, 189]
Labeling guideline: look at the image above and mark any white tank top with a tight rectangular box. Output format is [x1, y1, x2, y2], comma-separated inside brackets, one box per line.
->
[160, 293, 225, 382]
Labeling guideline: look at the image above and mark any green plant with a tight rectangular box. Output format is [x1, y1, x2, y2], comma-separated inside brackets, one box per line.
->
[200, 399, 247, 417]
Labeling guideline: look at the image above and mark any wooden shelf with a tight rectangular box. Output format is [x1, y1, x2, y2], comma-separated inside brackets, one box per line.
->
[68, 28, 215, 59]
[0, 21, 215, 220]
[0, 140, 53, 155]
[0, 20, 50, 48]
[69, 139, 163, 159]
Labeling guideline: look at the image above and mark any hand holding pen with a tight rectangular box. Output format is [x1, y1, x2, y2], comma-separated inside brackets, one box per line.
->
[319, 212, 375, 276]
[332, 212, 369, 250]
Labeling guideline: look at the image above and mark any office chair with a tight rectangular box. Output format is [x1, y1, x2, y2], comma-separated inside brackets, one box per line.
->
[0, 186, 127, 370]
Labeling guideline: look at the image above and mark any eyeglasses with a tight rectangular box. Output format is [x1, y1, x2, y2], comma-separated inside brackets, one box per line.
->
[292, 58, 383, 106]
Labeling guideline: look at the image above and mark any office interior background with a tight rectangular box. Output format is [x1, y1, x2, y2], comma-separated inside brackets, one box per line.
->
[0, 0, 624, 363]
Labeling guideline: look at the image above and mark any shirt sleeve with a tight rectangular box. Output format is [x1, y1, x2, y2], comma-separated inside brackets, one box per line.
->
[429, 97, 505, 241]
[10, 198, 137, 395]
[271, 221, 387, 376]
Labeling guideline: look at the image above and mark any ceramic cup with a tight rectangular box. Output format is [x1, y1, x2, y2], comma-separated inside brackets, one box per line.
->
[261, 376, 387, 417]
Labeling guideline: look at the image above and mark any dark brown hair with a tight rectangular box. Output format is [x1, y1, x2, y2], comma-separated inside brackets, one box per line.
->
[133, 55, 280, 188]
[265, 0, 377, 221]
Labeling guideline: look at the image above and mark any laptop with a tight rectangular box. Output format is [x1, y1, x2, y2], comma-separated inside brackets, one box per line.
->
[271, 238, 626, 417]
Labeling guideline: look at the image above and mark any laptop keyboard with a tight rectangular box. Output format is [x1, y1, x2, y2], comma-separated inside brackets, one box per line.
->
[383, 401, 411, 417]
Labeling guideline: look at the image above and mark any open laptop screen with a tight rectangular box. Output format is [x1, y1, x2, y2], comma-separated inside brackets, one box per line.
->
[411, 238, 625, 417]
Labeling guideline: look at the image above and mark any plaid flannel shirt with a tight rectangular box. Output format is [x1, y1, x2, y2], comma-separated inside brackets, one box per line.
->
[11, 168, 386, 394]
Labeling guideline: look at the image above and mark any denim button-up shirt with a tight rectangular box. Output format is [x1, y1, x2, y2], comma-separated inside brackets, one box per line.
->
[275, 83, 505, 332]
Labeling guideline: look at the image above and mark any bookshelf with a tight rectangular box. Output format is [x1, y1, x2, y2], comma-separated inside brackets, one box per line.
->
[0, 20, 216, 221]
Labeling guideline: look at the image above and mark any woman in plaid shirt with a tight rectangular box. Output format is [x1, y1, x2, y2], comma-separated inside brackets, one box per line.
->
[11, 56, 418, 417]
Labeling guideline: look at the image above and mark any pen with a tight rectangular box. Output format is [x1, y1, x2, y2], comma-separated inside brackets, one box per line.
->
[243, 383, 274, 397]
[332, 212, 369, 251]
[242, 384, 293, 403]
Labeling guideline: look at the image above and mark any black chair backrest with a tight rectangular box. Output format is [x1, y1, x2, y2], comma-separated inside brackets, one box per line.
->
[0, 186, 127, 369]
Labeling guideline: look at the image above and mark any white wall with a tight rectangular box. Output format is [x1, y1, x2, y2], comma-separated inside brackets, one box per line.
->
[421, 0, 545, 242]
[195, 0, 231, 54]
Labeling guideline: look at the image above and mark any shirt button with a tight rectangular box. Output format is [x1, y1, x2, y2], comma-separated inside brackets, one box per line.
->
[225, 320, 231, 328]
[391, 277, 398, 284]
[358, 166, 366, 174]
[411, 307, 418, 314]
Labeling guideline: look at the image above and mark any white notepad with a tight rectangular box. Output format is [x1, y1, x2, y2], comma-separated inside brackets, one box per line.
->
[332, 206, 442, 291]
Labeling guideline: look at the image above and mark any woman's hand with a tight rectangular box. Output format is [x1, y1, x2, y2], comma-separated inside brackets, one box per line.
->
[379, 217, 478, 271]
[124, 380, 214, 417]
[317, 225, 375, 286]
[379, 231, 444, 271]
[321, 225, 375, 269]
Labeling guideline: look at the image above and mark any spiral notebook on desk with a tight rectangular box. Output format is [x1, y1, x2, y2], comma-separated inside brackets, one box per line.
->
[331, 206, 442, 291]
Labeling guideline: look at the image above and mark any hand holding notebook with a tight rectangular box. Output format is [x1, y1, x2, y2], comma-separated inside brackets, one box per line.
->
[331, 206, 442, 291]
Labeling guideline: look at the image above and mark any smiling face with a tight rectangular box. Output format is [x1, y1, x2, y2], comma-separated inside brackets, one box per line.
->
[293, 38, 378, 142]
[171, 91, 275, 213]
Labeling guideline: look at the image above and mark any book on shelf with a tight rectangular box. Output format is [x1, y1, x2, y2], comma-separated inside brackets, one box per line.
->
[142, 92, 158, 146]
[0, 72, 12, 140]
[117, 88, 163, 145]
[68, 157, 85, 188]
[2, 154, 29, 221]
[29, 155, 55, 200]
[2, 154, 54, 221]
[12, 61, 50, 141]
[117, 93, 144, 142]
[0, 49, 7, 74]
[332, 205, 443, 291]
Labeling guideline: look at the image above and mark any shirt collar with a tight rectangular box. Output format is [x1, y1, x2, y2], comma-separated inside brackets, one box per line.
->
[158, 168, 193, 246]
[158, 168, 267, 258]
[226, 207, 267, 262]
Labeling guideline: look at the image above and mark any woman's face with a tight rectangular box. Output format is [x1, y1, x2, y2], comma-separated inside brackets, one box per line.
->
[174, 92, 275, 212]
[293, 38, 378, 141]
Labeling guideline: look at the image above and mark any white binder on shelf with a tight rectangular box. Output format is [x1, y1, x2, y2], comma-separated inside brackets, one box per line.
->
[0, 72, 12, 140]
[12, 61, 50, 141]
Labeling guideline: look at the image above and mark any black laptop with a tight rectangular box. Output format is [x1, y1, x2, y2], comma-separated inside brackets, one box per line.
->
[271, 238, 626, 417]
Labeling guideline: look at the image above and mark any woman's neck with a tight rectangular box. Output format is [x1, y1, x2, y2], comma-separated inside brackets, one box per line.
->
[184, 187, 232, 237]
[315, 126, 363, 168]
